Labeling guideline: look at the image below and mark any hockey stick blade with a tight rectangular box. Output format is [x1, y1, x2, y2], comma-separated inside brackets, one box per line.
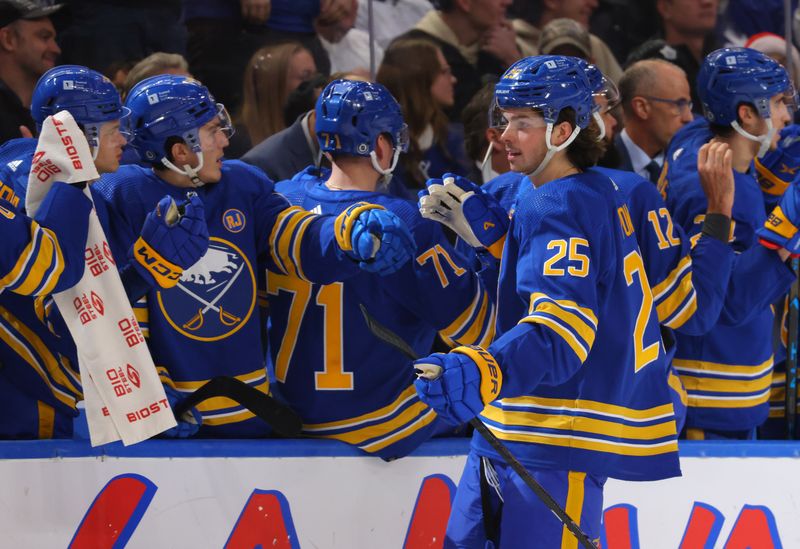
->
[174, 376, 303, 437]
[358, 304, 597, 548]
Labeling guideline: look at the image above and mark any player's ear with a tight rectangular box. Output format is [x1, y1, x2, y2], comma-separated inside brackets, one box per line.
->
[551, 120, 573, 147]
[168, 140, 192, 164]
[737, 103, 759, 130]
[0, 26, 16, 52]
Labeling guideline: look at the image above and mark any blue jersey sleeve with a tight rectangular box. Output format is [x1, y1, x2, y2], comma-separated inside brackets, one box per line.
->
[667, 171, 795, 326]
[0, 182, 91, 296]
[383, 214, 495, 348]
[625, 174, 733, 335]
[488, 188, 610, 397]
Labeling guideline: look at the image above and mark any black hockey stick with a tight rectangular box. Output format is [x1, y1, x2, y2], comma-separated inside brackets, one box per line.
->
[787, 259, 799, 439]
[359, 304, 597, 549]
[174, 376, 303, 437]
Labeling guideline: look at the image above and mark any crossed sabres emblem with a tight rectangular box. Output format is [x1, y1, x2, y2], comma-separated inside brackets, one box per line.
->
[170, 241, 251, 333]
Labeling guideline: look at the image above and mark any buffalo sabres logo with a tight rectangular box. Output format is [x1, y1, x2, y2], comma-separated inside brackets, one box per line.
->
[157, 237, 255, 341]
[223, 208, 246, 233]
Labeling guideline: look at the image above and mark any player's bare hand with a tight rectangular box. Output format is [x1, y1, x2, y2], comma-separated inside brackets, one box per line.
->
[18, 125, 32, 139]
[698, 140, 734, 217]
[481, 21, 521, 66]
[241, 0, 271, 24]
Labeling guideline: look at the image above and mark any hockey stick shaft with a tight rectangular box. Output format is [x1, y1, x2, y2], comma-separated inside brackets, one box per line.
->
[787, 258, 799, 439]
[358, 304, 597, 549]
[174, 376, 303, 437]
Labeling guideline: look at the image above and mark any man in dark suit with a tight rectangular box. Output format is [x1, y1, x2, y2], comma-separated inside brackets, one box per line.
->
[613, 58, 693, 182]
[241, 110, 320, 183]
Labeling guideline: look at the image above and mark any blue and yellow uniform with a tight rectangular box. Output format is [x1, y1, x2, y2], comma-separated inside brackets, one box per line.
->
[662, 119, 795, 436]
[93, 160, 383, 436]
[0, 178, 92, 438]
[272, 169, 494, 458]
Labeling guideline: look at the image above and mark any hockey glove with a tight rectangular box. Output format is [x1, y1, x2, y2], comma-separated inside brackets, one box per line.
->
[413, 345, 503, 426]
[162, 384, 202, 438]
[131, 193, 210, 289]
[334, 202, 416, 275]
[418, 173, 508, 259]
[759, 182, 800, 256]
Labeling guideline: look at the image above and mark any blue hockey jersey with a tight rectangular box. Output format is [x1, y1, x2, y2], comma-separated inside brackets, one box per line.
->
[271, 170, 494, 458]
[475, 170, 680, 481]
[92, 160, 376, 437]
[662, 120, 796, 432]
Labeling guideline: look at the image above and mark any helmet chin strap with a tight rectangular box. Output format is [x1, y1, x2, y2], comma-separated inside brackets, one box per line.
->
[370, 147, 401, 187]
[593, 112, 606, 141]
[731, 118, 775, 158]
[161, 154, 206, 187]
[527, 123, 581, 178]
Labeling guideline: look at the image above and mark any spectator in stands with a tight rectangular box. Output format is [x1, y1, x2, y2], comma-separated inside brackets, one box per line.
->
[377, 39, 470, 191]
[183, 0, 273, 115]
[354, 0, 431, 50]
[461, 81, 509, 184]
[317, 0, 383, 74]
[398, 0, 520, 119]
[513, 0, 622, 82]
[614, 59, 693, 181]
[241, 72, 364, 182]
[122, 52, 190, 99]
[236, 42, 317, 158]
[0, 0, 62, 142]
[627, 0, 719, 113]
[538, 17, 622, 83]
[58, 0, 186, 76]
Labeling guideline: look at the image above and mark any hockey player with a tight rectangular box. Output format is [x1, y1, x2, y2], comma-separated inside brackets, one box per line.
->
[661, 47, 800, 439]
[414, 56, 682, 547]
[92, 75, 416, 438]
[0, 65, 210, 439]
[269, 80, 494, 459]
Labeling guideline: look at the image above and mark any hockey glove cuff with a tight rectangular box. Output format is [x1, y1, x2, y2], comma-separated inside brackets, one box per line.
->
[759, 188, 800, 256]
[334, 202, 416, 275]
[413, 345, 503, 425]
[131, 194, 210, 288]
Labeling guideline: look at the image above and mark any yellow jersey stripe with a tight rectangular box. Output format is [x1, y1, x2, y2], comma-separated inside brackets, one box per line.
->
[651, 255, 691, 301]
[494, 396, 675, 422]
[481, 407, 676, 441]
[687, 390, 771, 408]
[303, 385, 418, 431]
[662, 290, 698, 330]
[32, 226, 65, 296]
[275, 208, 315, 278]
[359, 409, 437, 453]
[655, 272, 694, 323]
[531, 300, 596, 350]
[530, 292, 598, 328]
[268, 207, 299, 276]
[453, 291, 491, 346]
[521, 315, 589, 363]
[172, 369, 268, 391]
[441, 287, 482, 339]
[673, 356, 773, 377]
[308, 401, 429, 445]
[562, 472, 586, 549]
[485, 424, 679, 457]
[288, 214, 316, 281]
[680, 372, 773, 394]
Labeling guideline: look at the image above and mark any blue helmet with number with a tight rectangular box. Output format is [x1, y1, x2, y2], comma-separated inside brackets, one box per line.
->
[125, 74, 233, 165]
[315, 79, 409, 157]
[493, 55, 597, 128]
[697, 47, 792, 126]
[31, 65, 126, 148]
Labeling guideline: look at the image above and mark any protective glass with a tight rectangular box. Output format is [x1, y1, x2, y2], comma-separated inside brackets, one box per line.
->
[395, 123, 410, 153]
[489, 99, 547, 132]
[780, 85, 798, 118]
[118, 107, 133, 142]
[215, 103, 235, 139]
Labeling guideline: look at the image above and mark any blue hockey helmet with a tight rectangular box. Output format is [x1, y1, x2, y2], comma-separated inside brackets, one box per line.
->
[492, 55, 597, 129]
[31, 65, 128, 149]
[697, 47, 792, 126]
[315, 79, 408, 156]
[125, 75, 233, 166]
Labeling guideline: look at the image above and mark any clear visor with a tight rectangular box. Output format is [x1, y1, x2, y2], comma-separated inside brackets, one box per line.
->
[593, 74, 620, 114]
[489, 99, 548, 132]
[780, 86, 798, 118]
[216, 103, 235, 139]
[118, 107, 133, 141]
[396, 123, 410, 152]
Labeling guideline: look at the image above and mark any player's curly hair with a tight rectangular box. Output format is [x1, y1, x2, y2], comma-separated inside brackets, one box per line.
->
[557, 108, 606, 170]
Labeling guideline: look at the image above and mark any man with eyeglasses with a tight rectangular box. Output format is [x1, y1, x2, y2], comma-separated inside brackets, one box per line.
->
[614, 59, 693, 183]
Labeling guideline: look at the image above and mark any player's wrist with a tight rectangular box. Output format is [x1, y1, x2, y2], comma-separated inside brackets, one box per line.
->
[701, 213, 731, 243]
